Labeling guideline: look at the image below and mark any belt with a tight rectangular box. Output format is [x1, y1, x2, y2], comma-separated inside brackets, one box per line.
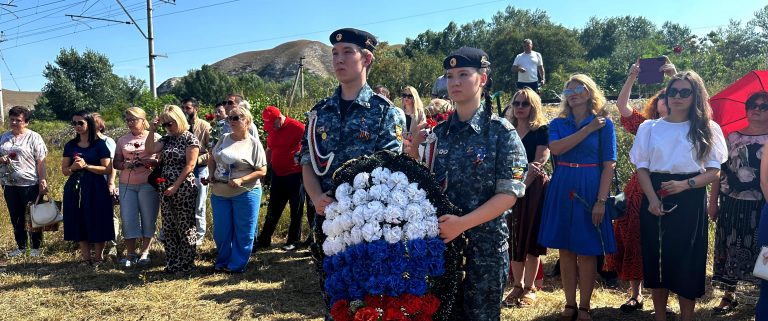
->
[556, 161, 598, 168]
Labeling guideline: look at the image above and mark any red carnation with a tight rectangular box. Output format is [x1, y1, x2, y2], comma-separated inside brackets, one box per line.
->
[657, 189, 670, 198]
[382, 308, 407, 321]
[353, 307, 380, 321]
[156, 177, 167, 184]
[364, 295, 387, 309]
[673, 45, 682, 54]
[8, 152, 17, 160]
[421, 294, 441, 315]
[133, 142, 141, 149]
[412, 314, 431, 321]
[330, 300, 352, 321]
[205, 113, 215, 121]
[425, 118, 437, 129]
[74, 152, 81, 158]
[569, 190, 576, 201]
[399, 294, 420, 314]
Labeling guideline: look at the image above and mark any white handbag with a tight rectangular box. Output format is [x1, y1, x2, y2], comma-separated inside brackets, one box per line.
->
[753, 246, 768, 281]
[30, 194, 62, 228]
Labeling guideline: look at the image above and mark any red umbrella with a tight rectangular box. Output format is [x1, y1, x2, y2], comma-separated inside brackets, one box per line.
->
[710, 70, 768, 138]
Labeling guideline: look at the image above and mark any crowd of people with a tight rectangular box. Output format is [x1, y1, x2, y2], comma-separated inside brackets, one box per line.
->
[2, 27, 768, 321]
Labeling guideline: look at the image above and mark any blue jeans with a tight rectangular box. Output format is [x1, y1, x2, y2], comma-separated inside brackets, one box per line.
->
[211, 188, 262, 272]
[193, 166, 209, 243]
[119, 183, 160, 239]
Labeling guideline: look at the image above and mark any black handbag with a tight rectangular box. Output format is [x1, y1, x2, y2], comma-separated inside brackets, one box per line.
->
[148, 164, 163, 190]
[598, 127, 626, 220]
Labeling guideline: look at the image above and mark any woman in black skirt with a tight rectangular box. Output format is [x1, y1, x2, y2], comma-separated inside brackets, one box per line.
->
[629, 71, 728, 321]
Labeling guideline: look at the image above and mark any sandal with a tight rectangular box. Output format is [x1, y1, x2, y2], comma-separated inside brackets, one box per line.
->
[502, 285, 524, 307]
[519, 286, 537, 307]
[619, 296, 644, 312]
[576, 306, 592, 321]
[559, 304, 578, 321]
[712, 296, 739, 316]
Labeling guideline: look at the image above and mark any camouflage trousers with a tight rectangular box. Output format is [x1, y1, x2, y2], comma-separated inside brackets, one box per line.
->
[462, 233, 510, 321]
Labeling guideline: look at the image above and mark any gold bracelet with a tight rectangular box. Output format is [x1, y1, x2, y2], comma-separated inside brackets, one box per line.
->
[596, 198, 607, 205]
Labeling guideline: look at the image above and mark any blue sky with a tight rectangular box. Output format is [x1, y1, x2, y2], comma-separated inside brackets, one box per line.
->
[0, 0, 763, 91]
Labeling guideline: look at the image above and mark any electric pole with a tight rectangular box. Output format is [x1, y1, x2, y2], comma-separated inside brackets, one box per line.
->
[288, 56, 305, 108]
[147, 0, 157, 98]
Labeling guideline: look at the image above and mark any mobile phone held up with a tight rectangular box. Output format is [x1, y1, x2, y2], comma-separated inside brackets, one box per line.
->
[638, 56, 667, 84]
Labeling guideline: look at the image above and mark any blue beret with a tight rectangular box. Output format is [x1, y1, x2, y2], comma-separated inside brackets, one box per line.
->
[443, 47, 491, 69]
[330, 28, 377, 51]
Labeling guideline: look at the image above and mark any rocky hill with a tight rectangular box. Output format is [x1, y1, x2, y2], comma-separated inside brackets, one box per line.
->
[1, 89, 41, 113]
[212, 40, 333, 81]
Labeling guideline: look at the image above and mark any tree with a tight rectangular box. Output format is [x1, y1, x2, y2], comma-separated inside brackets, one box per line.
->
[35, 48, 136, 120]
[171, 64, 237, 104]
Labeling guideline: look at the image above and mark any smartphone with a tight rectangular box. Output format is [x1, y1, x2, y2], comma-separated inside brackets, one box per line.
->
[638, 57, 667, 84]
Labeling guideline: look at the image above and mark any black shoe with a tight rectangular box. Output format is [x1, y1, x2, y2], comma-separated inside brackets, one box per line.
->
[252, 243, 270, 253]
[603, 277, 619, 289]
[281, 244, 298, 251]
[712, 296, 739, 316]
[620, 297, 644, 312]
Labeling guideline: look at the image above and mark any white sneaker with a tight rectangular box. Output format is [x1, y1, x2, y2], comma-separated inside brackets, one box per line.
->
[29, 249, 41, 257]
[8, 249, 25, 257]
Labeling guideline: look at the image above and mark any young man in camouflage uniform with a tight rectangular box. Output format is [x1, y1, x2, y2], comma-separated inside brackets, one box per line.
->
[299, 27, 405, 312]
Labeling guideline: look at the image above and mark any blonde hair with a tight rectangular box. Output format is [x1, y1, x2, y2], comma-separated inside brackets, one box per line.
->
[160, 105, 189, 133]
[559, 74, 608, 118]
[507, 88, 547, 130]
[425, 99, 452, 116]
[401, 86, 426, 135]
[124, 107, 149, 131]
[228, 106, 253, 125]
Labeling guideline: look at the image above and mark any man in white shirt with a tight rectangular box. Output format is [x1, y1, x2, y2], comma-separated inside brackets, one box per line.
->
[512, 39, 545, 93]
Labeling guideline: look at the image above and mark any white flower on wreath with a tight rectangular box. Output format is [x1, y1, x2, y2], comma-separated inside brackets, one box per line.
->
[353, 172, 371, 190]
[388, 190, 409, 208]
[383, 225, 403, 244]
[403, 220, 427, 240]
[424, 216, 440, 237]
[371, 167, 392, 185]
[405, 183, 427, 202]
[361, 221, 383, 242]
[352, 189, 370, 206]
[350, 206, 366, 228]
[325, 202, 340, 220]
[366, 201, 386, 222]
[387, 171, 409, 189]
[323, 236, 345, 255]
[336, 183, 353, 202]
[368, 184, 391, 201]
[404, 203, 425, 222]
[384, 204, 404, 224]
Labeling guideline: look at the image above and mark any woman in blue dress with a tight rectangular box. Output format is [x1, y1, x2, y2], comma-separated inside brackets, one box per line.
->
[61, 112, 115, 265]
[539, 74, 617, 321]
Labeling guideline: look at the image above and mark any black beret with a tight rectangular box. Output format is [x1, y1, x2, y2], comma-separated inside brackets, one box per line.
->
[330, 28, 377, 51]
[443, 47, 491, 69]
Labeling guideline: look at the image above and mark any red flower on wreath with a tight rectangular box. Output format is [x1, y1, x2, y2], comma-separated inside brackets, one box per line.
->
[353, 307, 380, 321]
[364, 295, 387, 310]
[382, 308, 407, 321]
[421, 293, 441, 315]
[330, 300, 352, 321]
[399, 294, 420, 314]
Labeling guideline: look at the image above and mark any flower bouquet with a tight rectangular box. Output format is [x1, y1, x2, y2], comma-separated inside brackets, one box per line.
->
[0, 151, 18, 184]
[205, 112, 223, 149]
[323, 151, 466, 321]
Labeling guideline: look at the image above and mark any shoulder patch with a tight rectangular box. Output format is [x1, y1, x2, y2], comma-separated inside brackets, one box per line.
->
[311, 98, 330, 111]
[490, 114, 515, 131]
[370, 93, 395, 108]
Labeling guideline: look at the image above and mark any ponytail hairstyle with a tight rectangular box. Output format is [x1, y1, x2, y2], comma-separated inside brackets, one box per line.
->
[665, 71, 713, 162]
[480, 66, 493, 118]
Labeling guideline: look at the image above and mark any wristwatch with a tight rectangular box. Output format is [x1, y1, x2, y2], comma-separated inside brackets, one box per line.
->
[687, 178, 696, 189]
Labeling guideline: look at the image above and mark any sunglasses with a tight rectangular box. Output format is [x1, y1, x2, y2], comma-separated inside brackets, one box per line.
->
[562, 86, 587, 97]
[747, 103, 768, 111]
[227, 115, 242, 122]
[125, 118, 140, 123]
[666, 88, 693, 98]
[71, 120, 86, 127]
[401, 93, 414, 99]
[657, 93, 667, 100]
[226, 100, 236, 106]
[161, 121, 174, 128]
[511, 101, 531, 108]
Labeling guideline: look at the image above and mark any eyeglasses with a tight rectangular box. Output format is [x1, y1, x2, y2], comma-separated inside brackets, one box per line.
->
[161, 121, 174, 128]
[666, 88, 693, 99]
[511, 101, 531, 108]
[562, 86, 587, 97]
[401, 93, 414, 99]
[125, 118, 140, 123]
[226, 100, 236, 106]
[71, 120, 86, 127]
[227, 115, 241, 122]
[747, 103, 768, 111]
[657, 93, 667, 100]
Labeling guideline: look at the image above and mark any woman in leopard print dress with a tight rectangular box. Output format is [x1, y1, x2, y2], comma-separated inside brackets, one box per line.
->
[146, 105, 200, 273]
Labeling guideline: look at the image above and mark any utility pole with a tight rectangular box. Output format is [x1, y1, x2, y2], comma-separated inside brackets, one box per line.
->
[288, 56, 305, 108]
[146, 0, 157, 98]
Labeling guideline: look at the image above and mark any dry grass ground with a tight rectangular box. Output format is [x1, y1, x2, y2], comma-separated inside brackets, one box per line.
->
[0, 106, 759, 320]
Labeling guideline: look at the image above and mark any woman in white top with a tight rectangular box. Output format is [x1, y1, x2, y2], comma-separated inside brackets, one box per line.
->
[629, 71, 727, 321]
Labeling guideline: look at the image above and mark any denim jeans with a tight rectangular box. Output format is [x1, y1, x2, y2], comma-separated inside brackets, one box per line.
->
[193, 166, 209, 244]
[211, 188, 262, 272]
[118, 183, 160, 239]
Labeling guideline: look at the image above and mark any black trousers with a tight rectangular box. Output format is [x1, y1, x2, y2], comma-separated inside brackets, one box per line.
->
[257, 172, 304, 245]
[4, 185, 42, 249]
